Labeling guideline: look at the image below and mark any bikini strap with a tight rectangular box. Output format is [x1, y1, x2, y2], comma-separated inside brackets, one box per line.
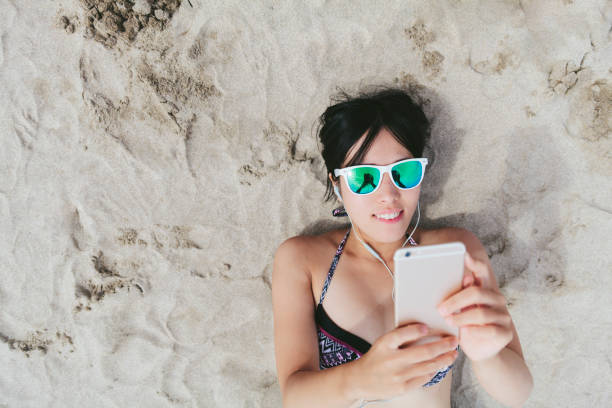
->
[318, 229, 350, 306]
[317, 230, 417, 306]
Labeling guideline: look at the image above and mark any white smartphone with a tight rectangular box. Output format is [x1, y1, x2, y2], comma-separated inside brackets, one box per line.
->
[394, 242, 465, 345]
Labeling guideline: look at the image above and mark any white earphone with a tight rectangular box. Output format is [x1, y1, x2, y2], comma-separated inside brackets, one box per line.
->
[333, 184, 342, 202]
[344, 201, 421, 303]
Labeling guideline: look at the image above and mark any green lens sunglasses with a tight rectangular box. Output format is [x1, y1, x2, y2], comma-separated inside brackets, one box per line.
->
[333, 158, 428, 195]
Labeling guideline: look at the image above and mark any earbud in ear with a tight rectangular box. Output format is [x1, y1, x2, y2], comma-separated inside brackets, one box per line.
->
[333, 184, 342, 202]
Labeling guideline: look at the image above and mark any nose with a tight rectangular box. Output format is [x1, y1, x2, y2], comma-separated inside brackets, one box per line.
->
[376, 172, 400, 203]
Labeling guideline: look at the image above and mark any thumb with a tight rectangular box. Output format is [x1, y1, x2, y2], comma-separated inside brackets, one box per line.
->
[465, 251, 488, 287]
[387, 323, 429, 349]
[462, 272, 474, 288]
[463, 253, 476, 287]
[465, 251, 478, 269]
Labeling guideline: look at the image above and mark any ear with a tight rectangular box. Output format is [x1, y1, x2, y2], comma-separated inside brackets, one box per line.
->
[329, 173, 342, 202]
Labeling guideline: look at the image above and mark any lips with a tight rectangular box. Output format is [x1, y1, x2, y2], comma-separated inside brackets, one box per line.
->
[373, 209, 404, 223]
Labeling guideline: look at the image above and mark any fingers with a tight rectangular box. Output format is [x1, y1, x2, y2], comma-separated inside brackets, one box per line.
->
[438, 286, 506, 316]
[386, 324, 429, 349]
[367, 331, 459, 396]
[400, 335, 458, 363]
[462, 254, 476, 287]
[465, 251, 485, 274]
[465, 251, 477, 268]
[462, 272, 474, 288]
[403, 364, 454, 392]
[444, 306, 512, 327]
[398, 347, 458, 386]
[404, 374, 441, 391]
[464, 252, 493, 288]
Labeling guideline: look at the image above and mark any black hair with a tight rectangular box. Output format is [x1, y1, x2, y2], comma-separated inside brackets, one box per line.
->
[317, 87, 431, 201]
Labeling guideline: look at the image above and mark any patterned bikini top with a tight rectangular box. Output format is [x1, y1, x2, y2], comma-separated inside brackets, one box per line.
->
[314, 229, 454, 387]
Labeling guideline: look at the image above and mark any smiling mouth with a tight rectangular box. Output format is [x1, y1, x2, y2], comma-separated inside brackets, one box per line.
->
[374, 210, 403, 221]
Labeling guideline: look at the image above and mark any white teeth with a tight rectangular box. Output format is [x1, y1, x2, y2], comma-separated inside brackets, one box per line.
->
[376, 212, 400, 220]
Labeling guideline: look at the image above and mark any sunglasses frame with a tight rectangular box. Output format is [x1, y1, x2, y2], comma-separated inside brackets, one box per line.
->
[333, 158, 428, 196]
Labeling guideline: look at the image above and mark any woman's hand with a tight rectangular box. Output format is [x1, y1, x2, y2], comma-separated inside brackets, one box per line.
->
[437, 252, 513, 362]
[347, 324, 459, 402]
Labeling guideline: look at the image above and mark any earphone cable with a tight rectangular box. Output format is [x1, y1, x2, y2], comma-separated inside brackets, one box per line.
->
[345, 201, 420, 302]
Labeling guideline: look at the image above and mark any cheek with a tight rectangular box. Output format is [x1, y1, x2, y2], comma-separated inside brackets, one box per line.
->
[402, 187, 421, 201]
[343, 195, 375, 219]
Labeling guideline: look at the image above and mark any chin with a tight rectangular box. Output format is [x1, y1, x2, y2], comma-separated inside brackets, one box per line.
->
[367, 223, 412, 243]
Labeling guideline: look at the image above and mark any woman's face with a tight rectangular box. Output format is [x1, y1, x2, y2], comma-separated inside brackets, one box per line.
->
[331, 128, 421, 244]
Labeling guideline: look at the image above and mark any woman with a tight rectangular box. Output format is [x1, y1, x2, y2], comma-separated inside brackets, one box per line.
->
[272, 88, 533, 407]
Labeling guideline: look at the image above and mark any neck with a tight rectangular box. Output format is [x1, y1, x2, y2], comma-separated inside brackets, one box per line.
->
[344, 201, 421, 269]
[348, 225, 416, 266]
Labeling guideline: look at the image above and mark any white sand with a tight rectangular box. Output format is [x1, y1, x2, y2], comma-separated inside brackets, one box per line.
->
[0, 0, 611, 406]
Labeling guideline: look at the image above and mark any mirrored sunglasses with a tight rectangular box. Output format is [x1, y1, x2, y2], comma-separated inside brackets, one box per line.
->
[333, 158, 428, 195]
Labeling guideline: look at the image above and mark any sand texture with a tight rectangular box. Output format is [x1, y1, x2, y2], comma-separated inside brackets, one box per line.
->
[1, 0, 611, 407]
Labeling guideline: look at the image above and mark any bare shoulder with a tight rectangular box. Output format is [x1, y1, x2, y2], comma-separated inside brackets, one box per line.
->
[274, 235, 312, 263]
[272, 231, 349, 388]
[274, 230, 342, 265]
[417, 226, 488, 262]
[273, 228, 349, 281]
[273, 236, 311, 286]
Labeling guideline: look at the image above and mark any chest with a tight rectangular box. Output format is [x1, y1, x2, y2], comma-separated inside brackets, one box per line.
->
[312, 254, 397, 345]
